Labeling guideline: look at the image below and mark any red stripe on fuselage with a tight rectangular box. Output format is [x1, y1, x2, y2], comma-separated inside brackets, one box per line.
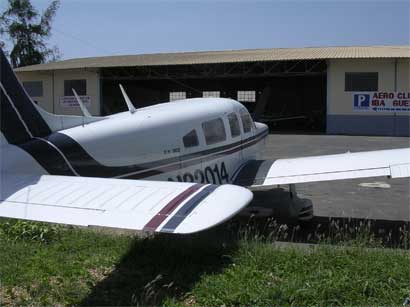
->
[143, 183, 203, 231]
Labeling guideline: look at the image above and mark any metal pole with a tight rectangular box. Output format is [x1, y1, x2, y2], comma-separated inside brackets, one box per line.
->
[393, 59, 398, 136]
[52, 70, 55, 114]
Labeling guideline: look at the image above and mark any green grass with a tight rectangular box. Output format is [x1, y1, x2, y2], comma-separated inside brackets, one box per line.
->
[170, 242, 410, 307]
[0, 219, 409, 306]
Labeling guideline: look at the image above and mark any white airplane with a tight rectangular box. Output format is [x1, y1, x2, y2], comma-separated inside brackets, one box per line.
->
[1, 49, 409, 234]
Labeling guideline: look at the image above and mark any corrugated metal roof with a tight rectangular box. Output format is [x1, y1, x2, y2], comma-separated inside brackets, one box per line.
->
[15, 45, 410, 72]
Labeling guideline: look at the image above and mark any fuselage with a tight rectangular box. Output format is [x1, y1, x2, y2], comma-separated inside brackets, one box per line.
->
[3, 98, 269, 185]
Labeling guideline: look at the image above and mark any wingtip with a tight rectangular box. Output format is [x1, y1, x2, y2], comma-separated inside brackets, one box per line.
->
[170, 184, 253, 234]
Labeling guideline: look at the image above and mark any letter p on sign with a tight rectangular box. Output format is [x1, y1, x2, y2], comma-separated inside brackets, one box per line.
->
[354, 94, 370, 109]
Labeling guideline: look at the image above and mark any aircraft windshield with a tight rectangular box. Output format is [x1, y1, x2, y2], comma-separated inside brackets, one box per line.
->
[240, 109, 253, 133]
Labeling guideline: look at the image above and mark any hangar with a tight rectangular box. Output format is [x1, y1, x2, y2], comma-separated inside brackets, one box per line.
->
[14, 45, 410, 136]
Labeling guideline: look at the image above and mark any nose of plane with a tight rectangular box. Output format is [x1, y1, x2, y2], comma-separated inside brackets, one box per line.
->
[255, 121, 269, 132]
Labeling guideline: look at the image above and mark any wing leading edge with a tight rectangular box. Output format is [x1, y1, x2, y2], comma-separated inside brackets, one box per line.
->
[0, 173, 253, 234]
[233, 148, 410, 188]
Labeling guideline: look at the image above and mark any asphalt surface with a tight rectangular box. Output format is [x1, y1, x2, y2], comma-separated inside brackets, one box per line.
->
[259, 133, 410, 221]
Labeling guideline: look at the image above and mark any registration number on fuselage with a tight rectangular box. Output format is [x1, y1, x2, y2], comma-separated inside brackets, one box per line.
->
[168, 162, 229, 184]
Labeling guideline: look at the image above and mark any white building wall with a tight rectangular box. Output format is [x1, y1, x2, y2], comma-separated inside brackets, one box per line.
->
[15, 71, 54, 112]
[327, 58, 410, 136]
[397, 59, 410, 91]
[16, 69, 101, 116]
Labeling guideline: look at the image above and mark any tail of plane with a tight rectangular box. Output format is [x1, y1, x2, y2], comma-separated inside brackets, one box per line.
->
[0, 48, 53, 145]
[0, 48, 102, 145]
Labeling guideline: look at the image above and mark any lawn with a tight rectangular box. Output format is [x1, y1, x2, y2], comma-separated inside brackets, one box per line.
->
[0, 219, 409, 306]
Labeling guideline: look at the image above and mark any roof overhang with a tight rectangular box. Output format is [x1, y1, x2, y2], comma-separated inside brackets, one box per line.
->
[14, 45, 410, 72]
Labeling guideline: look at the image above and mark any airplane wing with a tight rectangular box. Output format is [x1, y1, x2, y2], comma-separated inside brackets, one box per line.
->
[0, 173, 252, 234]
[233, 148, 410, 188]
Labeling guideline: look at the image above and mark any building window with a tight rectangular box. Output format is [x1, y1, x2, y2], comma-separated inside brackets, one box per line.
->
[64, 79, 86, 96]
[345, 72, 378, 92]
[203, 91, 220, 98]
[202, 118, 226, 145]
[227, 112, 241, 137]
[169, 91, 186, 101]
[23, 81, 43, 97]
[183, 130, 199, 148]
[237, 90, 256, 102]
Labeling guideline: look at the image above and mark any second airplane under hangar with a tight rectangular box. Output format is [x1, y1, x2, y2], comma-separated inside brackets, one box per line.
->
[1, 49, 409, 234]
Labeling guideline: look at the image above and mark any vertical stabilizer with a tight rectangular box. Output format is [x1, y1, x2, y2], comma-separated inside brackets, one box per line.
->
[0, 48, 104, 143]
[0, 48, 52, 144]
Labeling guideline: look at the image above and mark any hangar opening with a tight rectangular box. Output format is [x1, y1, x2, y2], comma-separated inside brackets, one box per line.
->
[100, 60, 327, 133]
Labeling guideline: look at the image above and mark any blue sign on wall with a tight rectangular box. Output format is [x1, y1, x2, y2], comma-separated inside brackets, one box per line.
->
[353, 92, 410, 112]
[353, 94, 370, 110]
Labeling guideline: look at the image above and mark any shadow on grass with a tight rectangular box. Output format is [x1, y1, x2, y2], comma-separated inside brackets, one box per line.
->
[80, 226, 240, 306]
[81, 212, 409, 305]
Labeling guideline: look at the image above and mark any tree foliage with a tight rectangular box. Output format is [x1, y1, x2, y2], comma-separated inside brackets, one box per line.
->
[0, 0, 60, 67]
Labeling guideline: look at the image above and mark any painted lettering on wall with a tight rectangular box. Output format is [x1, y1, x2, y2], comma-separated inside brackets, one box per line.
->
[60, 96, 91, 108]
[353, 92, 410, 112]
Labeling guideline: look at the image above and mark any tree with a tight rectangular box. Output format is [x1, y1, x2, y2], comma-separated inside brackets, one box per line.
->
[0, 0, 60, 67]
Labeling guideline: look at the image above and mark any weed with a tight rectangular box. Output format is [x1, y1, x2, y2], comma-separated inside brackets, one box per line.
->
[0, 220, 61, 244]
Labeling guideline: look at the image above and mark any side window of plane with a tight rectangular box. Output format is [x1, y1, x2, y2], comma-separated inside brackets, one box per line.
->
[183, 129, 199, 148]
[228, 112, 241, 138]
[202, 118, 227, 145]
[240, 109, 253, 133]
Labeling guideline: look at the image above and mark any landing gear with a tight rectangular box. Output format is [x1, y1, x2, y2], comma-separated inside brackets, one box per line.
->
[240, 184, 314, 221]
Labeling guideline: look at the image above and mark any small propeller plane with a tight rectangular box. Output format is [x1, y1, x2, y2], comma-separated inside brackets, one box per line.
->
[1, 48, 409, 234]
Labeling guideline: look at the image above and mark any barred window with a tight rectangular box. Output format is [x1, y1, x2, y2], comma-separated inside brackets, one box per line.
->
[203, 91, 220, 98]
[237, 90, 256, 102]
[169, 91, 186, 101]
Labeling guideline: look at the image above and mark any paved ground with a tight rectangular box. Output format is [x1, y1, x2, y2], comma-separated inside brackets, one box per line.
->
[259, 134, 410, 221]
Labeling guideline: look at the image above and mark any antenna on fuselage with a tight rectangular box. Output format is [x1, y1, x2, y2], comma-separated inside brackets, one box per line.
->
[119, 84, 137, 114]
[72, 89, 91, 117]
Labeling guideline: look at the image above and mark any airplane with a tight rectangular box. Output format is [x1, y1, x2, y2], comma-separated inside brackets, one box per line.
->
[1, 48, 410, 234]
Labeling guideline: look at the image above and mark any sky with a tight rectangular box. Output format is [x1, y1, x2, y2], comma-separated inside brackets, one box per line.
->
[1, 0, 409, 60]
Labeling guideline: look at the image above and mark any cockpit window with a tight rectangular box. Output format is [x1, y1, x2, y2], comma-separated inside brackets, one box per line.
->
[240, 109, 253, 133]
[227, 112, 241, 137]
[183, 129, 199, 148]
[202, 118, 226, 145]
